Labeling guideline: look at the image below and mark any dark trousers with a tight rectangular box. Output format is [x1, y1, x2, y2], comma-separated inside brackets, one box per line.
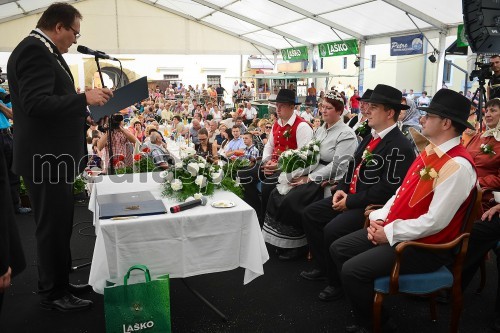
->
[0, 132, 21, 209]
[302, 196, 365, 285]
[331, 229, 451, 328]
[462, 214, 500, 310]
[24, 176, 75, 300]
[238, 161, 279, 226]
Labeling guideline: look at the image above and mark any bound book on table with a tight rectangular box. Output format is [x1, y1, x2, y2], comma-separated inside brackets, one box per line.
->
[97, 191, 167, 219]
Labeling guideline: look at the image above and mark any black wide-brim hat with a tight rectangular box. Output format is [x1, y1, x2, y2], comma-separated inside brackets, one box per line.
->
[420, 89, 474, 130]
[269, 89, 301, 105]
[360, 84, 409, 110]
[355, 89, 373, 100]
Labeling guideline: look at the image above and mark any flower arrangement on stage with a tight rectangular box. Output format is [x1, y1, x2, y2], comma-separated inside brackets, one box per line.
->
[223, 156, 252, 179]
[161, 154, 243, 202]
[276, 140, 321, 195]
[113, 148, 159, 174]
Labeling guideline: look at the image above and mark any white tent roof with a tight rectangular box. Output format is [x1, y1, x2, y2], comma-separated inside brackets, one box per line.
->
[0, 0, 464, 53]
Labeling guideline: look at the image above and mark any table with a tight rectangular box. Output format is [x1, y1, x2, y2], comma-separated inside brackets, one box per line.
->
[88, 172, 269, 294]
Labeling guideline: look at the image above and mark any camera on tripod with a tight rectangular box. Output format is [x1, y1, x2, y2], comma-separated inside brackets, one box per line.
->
[98, 113, 123, 132]
[469, 57, 493, 82]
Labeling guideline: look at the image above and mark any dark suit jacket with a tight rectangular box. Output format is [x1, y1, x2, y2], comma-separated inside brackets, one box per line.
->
[0, 148, 25, 278]
[337, 126, 416, 209]
[7, 30, 87, 180]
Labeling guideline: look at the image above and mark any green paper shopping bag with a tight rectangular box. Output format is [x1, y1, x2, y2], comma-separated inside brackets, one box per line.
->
[104, 265, 171, 333]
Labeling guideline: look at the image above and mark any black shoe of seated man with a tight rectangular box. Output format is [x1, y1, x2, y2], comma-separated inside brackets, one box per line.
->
[278, 248, 303, 261]
[68, 283, 93, 295]
[318, 285, 344, 301]
[492, 317, 500, 332]
[435, 289, 450, 304]
[300, 269, 326, 281]
[40, 293, 93, 312]
[345, 324, 370, 333]
[15, 206, 31, 214]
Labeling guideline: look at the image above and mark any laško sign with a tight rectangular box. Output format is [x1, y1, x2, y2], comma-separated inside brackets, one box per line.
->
[319, 39, 358, 57]
[281, 46, 308, 61]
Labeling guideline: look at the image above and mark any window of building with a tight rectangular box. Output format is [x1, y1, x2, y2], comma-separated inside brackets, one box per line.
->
[443, 60, 452, 83]
[320, 58, 324, 70]
[207, 75, 221, 86]
[370, 55, 376, 69]
[343, 57, 347, 69]
[163, 74, 179, 80]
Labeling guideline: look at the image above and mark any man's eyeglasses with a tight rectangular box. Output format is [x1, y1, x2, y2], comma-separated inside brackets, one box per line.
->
[68, 26, 81, 39]
[265, 126, 272, 129]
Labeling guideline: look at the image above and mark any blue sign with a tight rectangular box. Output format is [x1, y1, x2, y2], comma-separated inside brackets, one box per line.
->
[390, 34, 423, 56]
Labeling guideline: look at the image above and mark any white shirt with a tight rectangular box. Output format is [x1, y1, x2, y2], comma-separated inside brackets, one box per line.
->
[262, 113, 314, 161]
[371, 123, 397, 139]
[243, 107, 257, 120]
[300, 111, 314, 123]
[369, 137, 477, 246]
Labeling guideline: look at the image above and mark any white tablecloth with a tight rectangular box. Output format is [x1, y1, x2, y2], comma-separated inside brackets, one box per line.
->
[88, 172, 269, 294]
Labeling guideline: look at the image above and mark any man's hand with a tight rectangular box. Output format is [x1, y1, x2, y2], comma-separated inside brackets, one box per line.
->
[261, 160, 278, 175]
[290, 176, 310, 187]
[332, 190, 347, 210]
[85, 88, 113, 106]
[0, 267, 12, 292]
[482, 204, 500, 221]
[367, 220, 388, 245]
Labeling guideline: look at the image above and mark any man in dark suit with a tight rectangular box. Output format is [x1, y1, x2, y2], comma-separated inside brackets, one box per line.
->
[0, 146, 26, 314]
[300, 84, 416, 301]
[7, 3, 112, 311]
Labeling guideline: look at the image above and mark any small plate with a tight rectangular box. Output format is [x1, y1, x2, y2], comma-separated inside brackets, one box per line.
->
[211, 200, 236, 208]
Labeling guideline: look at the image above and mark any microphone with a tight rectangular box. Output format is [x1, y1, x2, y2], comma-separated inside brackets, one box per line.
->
[77, 45, 118, 61]
[170, 196, 207, 213]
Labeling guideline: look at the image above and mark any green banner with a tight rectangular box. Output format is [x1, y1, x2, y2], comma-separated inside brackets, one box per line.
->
[319, 39, 358, 58]
[457, 24, 469, 47]
[281, 46, 308, 61]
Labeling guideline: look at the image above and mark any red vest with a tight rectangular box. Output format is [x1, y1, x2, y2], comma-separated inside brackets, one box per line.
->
[272, 116, 306, 161]
[383, 144, 475, 244]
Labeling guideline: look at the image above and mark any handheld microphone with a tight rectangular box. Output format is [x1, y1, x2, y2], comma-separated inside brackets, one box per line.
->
[77, 45, 119, 61]
[170, 196, 207, 213]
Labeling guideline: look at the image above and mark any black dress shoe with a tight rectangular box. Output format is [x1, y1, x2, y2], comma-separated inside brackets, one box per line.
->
[318, 285, 344, 301]
[300, 269, 326, 281]
[40, 294, 93, 312]
[68, 283, 93, 295]
[345, 324, 370, 333]
[278, 248, 302, 261]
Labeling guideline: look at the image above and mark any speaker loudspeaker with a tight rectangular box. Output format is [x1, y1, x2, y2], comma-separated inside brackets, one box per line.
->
[462, 0, 500, 53]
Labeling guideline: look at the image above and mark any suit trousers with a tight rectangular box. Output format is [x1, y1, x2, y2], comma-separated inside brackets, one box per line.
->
[0, 132, 21, 209]
[330, 229, 451, 328]
[462, 214, 500, 310]
[238, 161, 279, 226]
[24, 176, 75, 300]
[302, 196, 365, 285]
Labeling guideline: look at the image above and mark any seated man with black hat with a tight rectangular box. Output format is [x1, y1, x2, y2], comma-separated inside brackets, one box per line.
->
[330, 88, 477, 333]
[300, 84, 415, 301]
[239, 89, 313, 225]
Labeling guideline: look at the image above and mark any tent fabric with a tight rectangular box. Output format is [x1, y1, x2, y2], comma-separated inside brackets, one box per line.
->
[0, 0, 464, 53]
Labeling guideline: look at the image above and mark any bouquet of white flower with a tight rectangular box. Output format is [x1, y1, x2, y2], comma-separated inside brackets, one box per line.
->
[276, 140, 321, 195]
[161, 155, 243, 201]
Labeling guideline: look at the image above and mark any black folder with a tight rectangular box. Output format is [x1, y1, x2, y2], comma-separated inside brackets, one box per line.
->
[99, 199, 167, 219]
[89, 76, 149, 121]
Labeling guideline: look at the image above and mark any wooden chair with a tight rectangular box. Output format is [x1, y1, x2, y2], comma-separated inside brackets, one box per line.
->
[371, 189, 482, 333]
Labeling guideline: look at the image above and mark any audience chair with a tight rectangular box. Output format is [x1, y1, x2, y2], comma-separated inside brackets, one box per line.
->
[371, 189, 482, 333]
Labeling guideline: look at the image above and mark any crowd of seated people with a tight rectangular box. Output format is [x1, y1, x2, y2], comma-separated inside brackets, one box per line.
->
[80, 78, 500, 331]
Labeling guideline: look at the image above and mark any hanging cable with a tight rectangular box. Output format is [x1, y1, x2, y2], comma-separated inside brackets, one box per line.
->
[251, 43, 274, 66]
[405, 12, 439, 57]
